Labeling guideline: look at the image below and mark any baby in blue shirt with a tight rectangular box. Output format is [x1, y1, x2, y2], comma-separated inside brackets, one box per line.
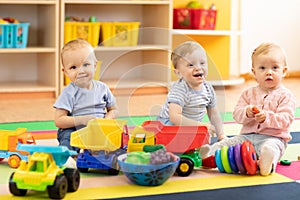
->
[54, 39, 118, 152]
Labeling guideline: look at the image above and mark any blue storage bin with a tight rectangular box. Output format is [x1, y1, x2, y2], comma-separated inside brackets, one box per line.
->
[0, 23, 29, 48]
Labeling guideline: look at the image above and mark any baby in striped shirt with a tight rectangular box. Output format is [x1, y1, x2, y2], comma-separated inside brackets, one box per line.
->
[157, 41, 226, 141]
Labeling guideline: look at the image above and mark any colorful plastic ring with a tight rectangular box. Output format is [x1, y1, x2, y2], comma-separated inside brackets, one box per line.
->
[215, 149, 225, 173]
[234, 143, 246, 174]
[228, 146, 239, 173]
[280, 160, 291, 166]
[241, 140, 258, 175]
[221, 146, 232, 173]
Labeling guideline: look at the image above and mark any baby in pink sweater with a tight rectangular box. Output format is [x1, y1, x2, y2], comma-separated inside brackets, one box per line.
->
[201, 42, 296, 176]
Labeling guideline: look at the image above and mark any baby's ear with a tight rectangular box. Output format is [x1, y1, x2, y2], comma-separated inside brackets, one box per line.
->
[174, 69, 181, 77]
[282, 66, 288, 77]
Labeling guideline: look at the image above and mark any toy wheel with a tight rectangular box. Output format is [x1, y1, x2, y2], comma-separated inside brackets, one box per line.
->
[8, 155, 21, 168]
[78, 167, 89, 173]
[9, 172, 27, 196]
[47, 175, 68, 199]
[228, 146, 239, 173]
[108, 157, 120, 175]
[234, 143, 246, 174]
[64, 168, 80, 192]
[241, 140, 257, 175]
[176, 158, 194, 177]
[215, 149, 225, 173]
[221, 146, 232, 173]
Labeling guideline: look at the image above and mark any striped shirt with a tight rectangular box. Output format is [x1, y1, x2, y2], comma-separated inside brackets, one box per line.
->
[233, 85, 296, 142]
[158, 79, 216, 122]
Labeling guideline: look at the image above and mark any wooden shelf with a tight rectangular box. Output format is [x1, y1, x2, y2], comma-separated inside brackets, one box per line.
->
[63, 0, 170, 5]
[0, 81, 56, 92]
[0, 47, 56, 53]
[94, 45, 170, 52]
[0, 1, 59, 98]
[172, 29, 241, 36]
[105, 79, 168, 95]
[0, 0, 57, 4]
[60, 0, 172, 95]
[209, 77, 245, 87]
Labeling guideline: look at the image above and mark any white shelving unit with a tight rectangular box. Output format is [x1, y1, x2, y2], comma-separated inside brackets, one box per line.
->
[60, 0, 173, 95]
[0, 0, 59, 98]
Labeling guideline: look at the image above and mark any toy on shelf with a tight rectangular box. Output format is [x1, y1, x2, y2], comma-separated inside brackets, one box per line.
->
[202, 140, 258, 175]
[0, 128, 36, 168]
[9, 144, 79, 199]
[0, 17, 30, 48]
[71, 119, 129, 175]
[173, 2, 217, 30]
[127, 120, 209, 177]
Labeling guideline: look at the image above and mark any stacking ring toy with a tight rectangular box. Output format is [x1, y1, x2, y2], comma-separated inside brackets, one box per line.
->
[241, 140, 257, 175]
[215, 149, 225, 173]
[234, 143, 246, 174]
[221, 146, 232, 173]
[228, 146, 239, 173]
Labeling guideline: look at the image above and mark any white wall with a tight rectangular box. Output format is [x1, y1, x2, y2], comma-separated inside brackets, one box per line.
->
[240, 0, 300, 74]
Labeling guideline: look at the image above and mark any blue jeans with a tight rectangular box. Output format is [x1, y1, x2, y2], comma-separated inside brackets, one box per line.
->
[156, 116, 174, 126]
[57, 127, 81, 153]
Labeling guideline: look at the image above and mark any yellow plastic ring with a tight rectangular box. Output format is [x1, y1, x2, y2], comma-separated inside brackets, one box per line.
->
[221, 146, 232, 173]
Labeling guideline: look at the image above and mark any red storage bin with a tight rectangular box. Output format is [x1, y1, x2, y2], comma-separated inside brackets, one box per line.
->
[173, 8, 217, 30]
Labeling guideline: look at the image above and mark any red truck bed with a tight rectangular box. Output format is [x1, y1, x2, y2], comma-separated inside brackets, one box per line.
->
[141, 121, 209, 153]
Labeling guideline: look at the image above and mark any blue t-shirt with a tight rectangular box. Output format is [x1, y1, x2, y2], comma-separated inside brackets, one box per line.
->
[53, 80, 116, 118]
[158, 79, 216, 122]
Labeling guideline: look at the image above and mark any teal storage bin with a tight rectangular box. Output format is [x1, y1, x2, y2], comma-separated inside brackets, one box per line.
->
[0, 23, 30, 48]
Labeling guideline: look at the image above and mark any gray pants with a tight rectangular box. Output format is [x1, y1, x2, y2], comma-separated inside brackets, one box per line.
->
[209, 133, 287, 165]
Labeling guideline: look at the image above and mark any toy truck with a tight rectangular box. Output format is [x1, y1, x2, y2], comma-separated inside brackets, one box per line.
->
[9, 144, 80, 199]
[71, 119, 129, 175]
[128, 120, 209, 176]
[0, 128, 36, 168]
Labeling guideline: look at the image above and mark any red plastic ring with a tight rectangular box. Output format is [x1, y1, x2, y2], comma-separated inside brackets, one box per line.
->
[241, 140, 258, 175]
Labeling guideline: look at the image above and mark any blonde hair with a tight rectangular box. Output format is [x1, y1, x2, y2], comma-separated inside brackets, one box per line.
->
[61, 39, 97, 67]
[171, 41, 206, 69]
[252, 42, 287, 67]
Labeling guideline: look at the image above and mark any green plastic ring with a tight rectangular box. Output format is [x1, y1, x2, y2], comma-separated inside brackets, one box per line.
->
[221, 146, 232, 173]
[280, 160, 291, 166]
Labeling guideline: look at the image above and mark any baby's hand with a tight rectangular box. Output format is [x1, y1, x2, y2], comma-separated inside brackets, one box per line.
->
[254, 110, 266, 123]
[76, 115, 96, 126]
[206, 124, 216, 137]
[246, 105, 260, 118]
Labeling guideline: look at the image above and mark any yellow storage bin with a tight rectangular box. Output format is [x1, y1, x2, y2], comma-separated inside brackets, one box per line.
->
[101, 22, 140, 46]
[64, 22, 101, 47]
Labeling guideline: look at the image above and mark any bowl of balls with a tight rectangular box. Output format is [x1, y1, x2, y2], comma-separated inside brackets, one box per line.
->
[118, 148, 179, 186]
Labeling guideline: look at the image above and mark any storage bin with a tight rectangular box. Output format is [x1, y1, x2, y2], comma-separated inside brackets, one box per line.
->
[173, 8, 217, 30]
[64, 22, 101, 47]
[101, 22, 140, 46]
[0, 23, 30, 48]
